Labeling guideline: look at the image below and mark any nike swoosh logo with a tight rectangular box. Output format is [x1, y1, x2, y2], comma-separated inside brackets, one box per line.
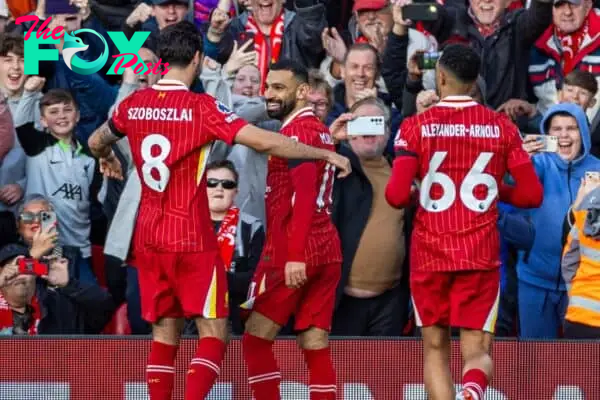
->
[49, 161, 62, 164]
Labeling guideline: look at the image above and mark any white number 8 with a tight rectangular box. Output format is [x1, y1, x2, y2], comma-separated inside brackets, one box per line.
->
[420, 151, 498, 213]
[141, 134, 171, 192]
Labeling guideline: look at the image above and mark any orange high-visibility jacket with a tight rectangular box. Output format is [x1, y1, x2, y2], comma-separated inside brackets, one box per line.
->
[562, 206, 600, 328]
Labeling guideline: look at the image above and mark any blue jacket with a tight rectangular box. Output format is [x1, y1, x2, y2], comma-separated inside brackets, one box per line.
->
[517, 103, 600, 290]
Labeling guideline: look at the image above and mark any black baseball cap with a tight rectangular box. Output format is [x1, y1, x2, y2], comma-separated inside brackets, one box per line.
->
[0, 244, 29, 266]
[152, 0, 189, 5]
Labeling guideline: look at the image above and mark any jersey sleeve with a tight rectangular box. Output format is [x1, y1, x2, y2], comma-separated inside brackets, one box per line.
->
[394, 116, 420, 157]
[284, 120, 329, 168]
[200, 96, 248, 145]
[501, 114, 530, 169]
[108, 94, 131, 138]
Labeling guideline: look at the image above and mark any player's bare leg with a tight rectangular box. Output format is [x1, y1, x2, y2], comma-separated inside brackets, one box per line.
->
[147, 317, 184, 400]
[457, 329, 493, 400]
[297, 327, 336, 400]
[242, 311, 283, 400]
[184, 317, 229, 400]
[422, 326, 455, 400]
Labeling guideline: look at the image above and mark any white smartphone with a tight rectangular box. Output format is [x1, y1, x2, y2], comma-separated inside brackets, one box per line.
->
[525, 134, 558, 152]
[40, 210, 57, 232]
[347, 116, 386, 136]
[585, 171, 600, 182]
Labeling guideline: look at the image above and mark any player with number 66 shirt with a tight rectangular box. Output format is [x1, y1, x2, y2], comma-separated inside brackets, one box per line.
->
[87, 22, 351, 400]
[385, 44, 543, 400]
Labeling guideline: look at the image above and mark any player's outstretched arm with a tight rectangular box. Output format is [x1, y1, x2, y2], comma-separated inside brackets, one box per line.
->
[88, 121, 124, 180]
[385, 152, 419, 209]
[499, 162, 543, 208]
[234, 124, 352, 177]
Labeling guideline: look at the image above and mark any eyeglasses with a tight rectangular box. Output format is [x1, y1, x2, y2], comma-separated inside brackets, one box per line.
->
[308, 100, 329, 110]
[19, 212, 43, 224]
[207, 178, 238, 190]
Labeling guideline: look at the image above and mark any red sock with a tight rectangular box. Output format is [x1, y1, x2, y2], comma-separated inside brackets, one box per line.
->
[146, 341, 177, 400]
[242, 333, 281, 400]
[303, 347, 336, 400]
[184, 337, 226, 400]
[462, 368, 488, 400]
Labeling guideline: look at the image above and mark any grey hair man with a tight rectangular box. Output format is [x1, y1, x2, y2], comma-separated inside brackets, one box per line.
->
[331, 96, 411, 337]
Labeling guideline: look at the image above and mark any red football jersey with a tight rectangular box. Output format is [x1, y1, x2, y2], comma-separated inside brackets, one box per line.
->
[261, 107, 342, 267]
[110, 79, 248, 253]
[394, 96, 530, 272]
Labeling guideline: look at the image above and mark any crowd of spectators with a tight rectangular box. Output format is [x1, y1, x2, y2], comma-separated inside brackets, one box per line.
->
[0, 0, 599, 339]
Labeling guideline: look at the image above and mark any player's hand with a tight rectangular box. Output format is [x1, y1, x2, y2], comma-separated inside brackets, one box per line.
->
[326, 152, 352, 178]
[329, 112, 355, 142]
[574, 177, 600, 209]
[497, 99, 536, 120]
[285, 261, 307, 289]
[522, 135, 546, 156]
[99, 153, 123, 180]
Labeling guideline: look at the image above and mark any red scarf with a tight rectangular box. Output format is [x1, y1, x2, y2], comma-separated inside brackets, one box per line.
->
[217, 206, 240, 271]
[556, 15, 590, 75]
[245, 12, 285, 95]
[0, 293, 40, 335]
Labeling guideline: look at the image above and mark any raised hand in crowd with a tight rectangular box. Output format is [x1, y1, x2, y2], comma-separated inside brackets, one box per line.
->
[408, 50, 426, 82]
[416, 89, 439, 114]
[207, 1, 231, 42]
[29, 225, 59, 260]
[70, 0, 91, 20]
[125, 2, 153, 28]
[354, 87, 378, 103]
[321, 27, 347, 65]
[224, 40, 257, 77]
[497, 99, 537, 121]
[573, 176, 600, 210]
[42, 257, 69, 288]
[392, 0, 413, 33]
[24, 76, 46, 93]
[362, 23, 387, 55]
[522, 134, 546, 156]
[0, 184, 23, 206]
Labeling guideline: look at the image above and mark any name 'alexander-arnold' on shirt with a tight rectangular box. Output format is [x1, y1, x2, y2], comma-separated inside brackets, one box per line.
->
[420, 124, 501, 138]
[128, 107, 193, 122]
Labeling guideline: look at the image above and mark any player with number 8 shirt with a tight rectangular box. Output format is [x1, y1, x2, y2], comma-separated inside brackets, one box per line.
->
[87, 22, 351, 400]
[385, 44, 543, 400]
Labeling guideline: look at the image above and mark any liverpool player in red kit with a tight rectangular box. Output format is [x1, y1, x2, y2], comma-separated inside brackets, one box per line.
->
[240, 60, 341, 400]
[87, 22, 351, 400]
[385, 44, 543, 400]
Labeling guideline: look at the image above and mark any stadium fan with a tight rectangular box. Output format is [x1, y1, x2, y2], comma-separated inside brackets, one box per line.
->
[385, 44, 543, 400]
[86, 21, 350, 400]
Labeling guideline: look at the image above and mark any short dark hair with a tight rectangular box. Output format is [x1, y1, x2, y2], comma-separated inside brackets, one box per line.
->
[157, 21, 203, 69]
[308, 69, 333, 106]
[564, 69, 598, 95]
[269, 59, 309, 84]
[206, 160, 239, 182]
[0, 33, 24, 58]
[343, 43, 381, 75]
[438, 44, 481, 84]
[40, 89, 77, 113]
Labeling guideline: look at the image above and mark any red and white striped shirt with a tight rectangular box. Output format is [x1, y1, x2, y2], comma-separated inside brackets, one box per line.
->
[110, 79, 248, 253]
[394, 96, 530, 272]
[261, 107, 342, 267]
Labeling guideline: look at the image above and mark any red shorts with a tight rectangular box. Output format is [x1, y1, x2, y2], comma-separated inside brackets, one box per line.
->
[410, 269, 500, 333]
[241, 262, 341, 332]
[135, 250, 229, 324]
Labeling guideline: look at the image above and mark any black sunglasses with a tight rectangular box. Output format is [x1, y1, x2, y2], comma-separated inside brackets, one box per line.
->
[207, 178, 238, 190]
